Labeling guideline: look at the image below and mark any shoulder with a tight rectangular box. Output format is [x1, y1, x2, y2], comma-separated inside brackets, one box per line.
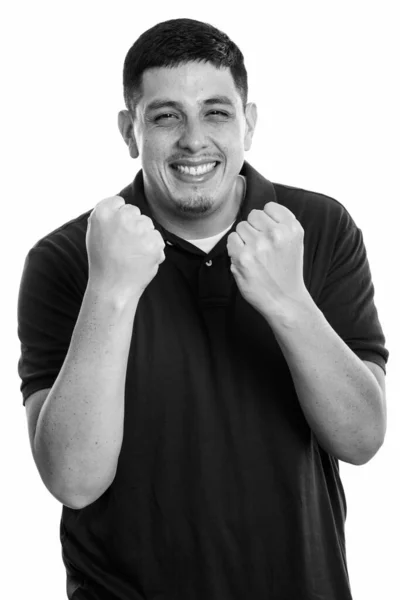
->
[31, 210, 91, 257]
[272, 182, 359, 247]
[273, 182, 348, 221]
[29, 180, 138, 260]
[242, 163, 353, 233]
[21, 210, 92, 293]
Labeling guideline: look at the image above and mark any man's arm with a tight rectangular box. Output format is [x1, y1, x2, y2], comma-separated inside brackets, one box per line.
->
[22, 197, 165, 510]
[268, 294, 387, 466]
[28, 283, 139, 510]
[227, 202, 388, 467]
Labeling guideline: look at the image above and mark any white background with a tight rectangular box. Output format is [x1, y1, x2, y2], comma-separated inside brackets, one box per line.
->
[2, 1, 399, 598]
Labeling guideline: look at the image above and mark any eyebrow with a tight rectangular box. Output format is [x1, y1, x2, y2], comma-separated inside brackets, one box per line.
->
[145, 96, 235, 112]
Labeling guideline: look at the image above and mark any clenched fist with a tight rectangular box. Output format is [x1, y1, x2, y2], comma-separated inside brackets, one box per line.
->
[227, 202, 310, 321]
[86, 196, 165, 298]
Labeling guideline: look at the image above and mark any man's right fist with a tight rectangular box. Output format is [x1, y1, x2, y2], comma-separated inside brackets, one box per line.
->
[86, 196, 166, 297]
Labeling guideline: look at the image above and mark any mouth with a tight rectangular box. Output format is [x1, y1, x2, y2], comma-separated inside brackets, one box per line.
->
[170, 161, 221, 182]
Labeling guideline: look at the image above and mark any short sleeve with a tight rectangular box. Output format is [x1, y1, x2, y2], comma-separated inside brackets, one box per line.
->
[317, 207, 389, 374]
[17, 231, 88, 405]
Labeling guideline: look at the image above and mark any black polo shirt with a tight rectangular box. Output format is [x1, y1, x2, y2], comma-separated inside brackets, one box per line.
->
[17, 161, 389, 600]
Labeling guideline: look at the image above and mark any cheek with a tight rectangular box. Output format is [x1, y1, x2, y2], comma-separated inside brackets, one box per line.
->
[224, 139, 245, 165]
[141, 138, 165, 168]
[224, 126, 245, 153]
[142, 136, 155, 156]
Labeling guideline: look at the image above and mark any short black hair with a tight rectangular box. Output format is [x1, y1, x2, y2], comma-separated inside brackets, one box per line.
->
[123, 18, 248, 115]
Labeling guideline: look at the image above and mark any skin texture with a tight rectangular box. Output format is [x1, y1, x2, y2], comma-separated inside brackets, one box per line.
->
[118, 61, 257, 239]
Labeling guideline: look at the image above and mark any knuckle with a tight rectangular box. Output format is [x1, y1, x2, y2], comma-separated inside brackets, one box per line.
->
[140, 215, 154, 228]
[106, 195, 125, 208]
[125, 204, 141, 214]
[154, 233, 165, 249]
[238, 250, 251, 266]
[146, 238, 160, 254]
[138, 217, 156, 234]
[94, 196, 124, 216]
[270, 228, 282, 244]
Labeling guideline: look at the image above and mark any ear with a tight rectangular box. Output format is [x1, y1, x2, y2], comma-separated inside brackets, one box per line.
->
[118, 110, 139, 159]
[244, 102, 258, 152]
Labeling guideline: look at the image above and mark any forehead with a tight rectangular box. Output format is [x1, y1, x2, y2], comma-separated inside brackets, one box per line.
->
[139, 61, 241, 108]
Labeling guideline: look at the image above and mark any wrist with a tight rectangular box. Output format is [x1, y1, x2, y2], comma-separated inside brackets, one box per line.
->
[86, 277, 143, 311]
[261, 289, 318, 331]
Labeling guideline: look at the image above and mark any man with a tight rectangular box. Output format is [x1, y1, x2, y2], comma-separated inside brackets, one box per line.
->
[18, 18, 388, 600]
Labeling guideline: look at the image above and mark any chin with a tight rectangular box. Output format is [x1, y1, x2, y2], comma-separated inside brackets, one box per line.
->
[174, 194, 215, 216]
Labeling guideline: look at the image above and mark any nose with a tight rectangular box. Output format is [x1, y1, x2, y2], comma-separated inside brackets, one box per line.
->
[177, 118, 208, 153]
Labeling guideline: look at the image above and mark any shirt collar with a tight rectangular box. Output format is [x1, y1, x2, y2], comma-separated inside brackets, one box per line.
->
[117, 161, 277, 254]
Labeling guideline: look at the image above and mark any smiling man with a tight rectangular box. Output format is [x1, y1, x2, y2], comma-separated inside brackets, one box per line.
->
[119, 60, 255, 236]
[18, 18, 389, 600]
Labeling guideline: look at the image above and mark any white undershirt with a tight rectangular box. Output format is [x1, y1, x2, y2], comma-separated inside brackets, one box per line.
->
[186, 221, 236, 253]
[184, 175, 246, 253]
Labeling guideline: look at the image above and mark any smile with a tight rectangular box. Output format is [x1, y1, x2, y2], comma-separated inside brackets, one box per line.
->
[172, 162, 218, 176]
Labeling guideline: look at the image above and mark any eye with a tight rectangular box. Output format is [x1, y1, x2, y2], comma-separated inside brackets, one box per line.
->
[207, 110, 230, 118]
[154, 113, 178, 123]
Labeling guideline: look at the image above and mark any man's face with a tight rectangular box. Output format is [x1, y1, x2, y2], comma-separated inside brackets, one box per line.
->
[123, 61, 256, 218]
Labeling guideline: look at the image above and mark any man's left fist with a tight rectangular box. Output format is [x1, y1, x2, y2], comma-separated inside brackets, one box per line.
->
[227, 202, 309, 319]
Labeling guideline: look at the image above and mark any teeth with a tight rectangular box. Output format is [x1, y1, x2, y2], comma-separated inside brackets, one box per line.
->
[175, 162, 217, 176]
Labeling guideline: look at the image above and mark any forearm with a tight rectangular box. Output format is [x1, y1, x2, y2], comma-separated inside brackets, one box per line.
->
[266, 293, 386, 465]
[34, 281, 140, 508]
